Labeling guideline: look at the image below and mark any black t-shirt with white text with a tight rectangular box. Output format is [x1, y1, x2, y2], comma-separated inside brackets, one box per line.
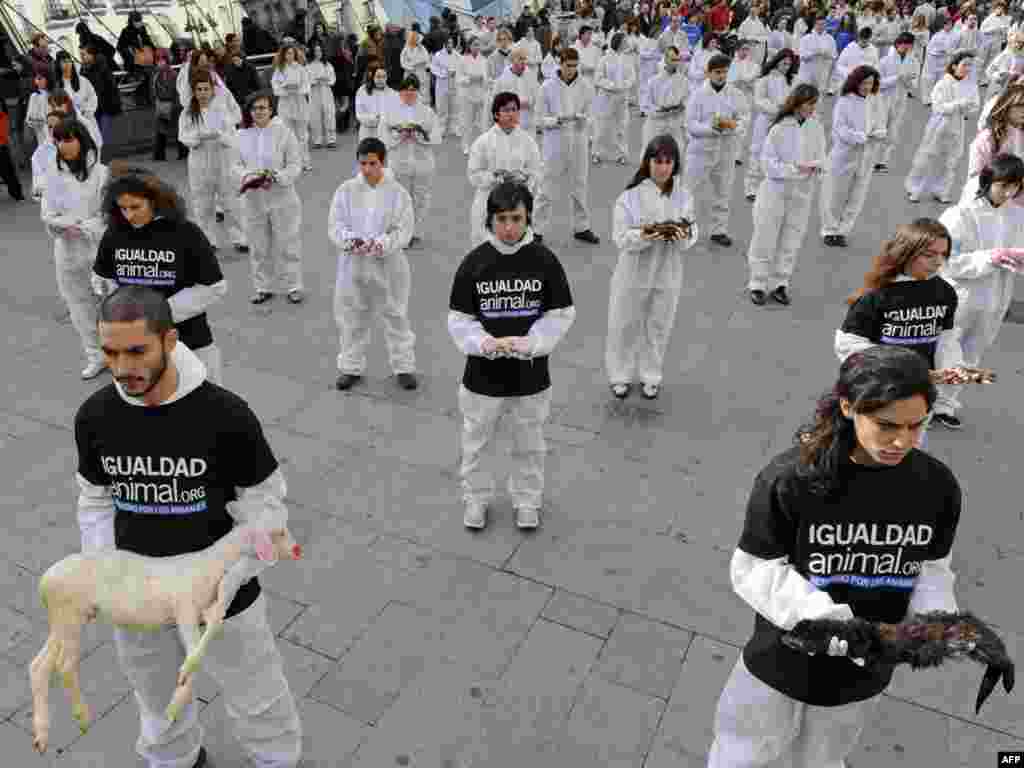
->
[95, 218, 223, 351]
[841, 277, 958, 368]
[737, 446, 961, 706]
[449, 240, 574, 398]
[74, 381, 279, 618]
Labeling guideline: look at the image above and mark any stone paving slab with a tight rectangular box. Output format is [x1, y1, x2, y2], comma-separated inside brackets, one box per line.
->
[541, 589, 620, 639]
[596, 612, 693, 702]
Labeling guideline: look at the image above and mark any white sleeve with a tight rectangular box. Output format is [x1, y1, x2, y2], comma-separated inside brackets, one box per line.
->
[447, 309, 494, 356]
[77, 473, 116, 553]
[906, 555, 958, 616]
[525, 306, 576, 357]
[168, 280, 228, 323]
[834, 329, 877, 362]
[731, 548, 855, 630]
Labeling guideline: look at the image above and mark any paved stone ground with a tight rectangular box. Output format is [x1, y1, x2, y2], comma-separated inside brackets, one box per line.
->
[1, 92, 1023, 768]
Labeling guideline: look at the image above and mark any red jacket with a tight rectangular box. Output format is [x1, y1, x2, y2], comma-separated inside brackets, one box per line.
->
[0, 112, 10, 146]
[707, 2, 731, 32]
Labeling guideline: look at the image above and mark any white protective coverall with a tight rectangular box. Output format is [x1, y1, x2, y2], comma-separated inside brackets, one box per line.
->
[541, 53, 559, 83]
[593, 49, 636, 161]
[492, 64, 541, 132]
[744, 70, 791, 197]
[878, 46, 918, 165]
[234, 116, 305, 295]
[467, 124, 543, 247]
[400, 42, 432, 100]
[638, 37, 665, 114]
[459, 51, 490, 152]
[431, 48, 457, 136]
[820, 93, 879, 238]
[382, 99, 441, 237]
[574, 40, 602, 140]
[737, 15, 770, 66]
[488, 48, 512, 81]
[606, 178, 698, 388]
[834, 41, 881, 85]
[961, 126, 1024, 202]
[921, 29, 958, 103]
[25, 90, 49, 148]
[979, 12, 1012, 84]
[643, 66, 689, 150]
[798, 31, 838, 94]
[355, 84, 396, 141]
[935, 197, 1024, 415]
[727, 53, 759, 163]
[683, 80, 749, 238]
[175, 65, 238, 116]
[535, 72, 596, 237]
[41, 151, 108, 368]
[658, 27, 692, 61]
[984, 46, 1024, 90]
[271, 63, 311, 168]
[521, 36, 543, 82]
[747, 115, 827, 292]
[62, 74, 102, 149]
[178, 103, 247, 250]
[766, 29, 796, 65]
[305, 59, 337, 147]
[687, 46, 714, 93]
[873, 17, 900, 59]
[906, 74, 980, 200]
[328, 169, 417, 376]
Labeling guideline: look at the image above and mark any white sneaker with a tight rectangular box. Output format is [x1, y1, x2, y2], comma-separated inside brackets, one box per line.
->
[81, 359, 107, 380]
[515, 506, 540, 529]
[464, 501, 487, 529]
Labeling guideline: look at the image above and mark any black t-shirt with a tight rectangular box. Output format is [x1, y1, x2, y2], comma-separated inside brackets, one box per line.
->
[841, 277, 958, 369]
[737, 446, 961, 706]
[74, 381, 279, 619]
[450, 240, 574, 398]
[95, 218, 223, 351]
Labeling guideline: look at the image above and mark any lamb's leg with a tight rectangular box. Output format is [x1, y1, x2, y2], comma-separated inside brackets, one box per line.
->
[180, 582, 231, 684]
[29, 634, 60, 753]
[57, 618, 90, 734]
[165, 621, 202, 723]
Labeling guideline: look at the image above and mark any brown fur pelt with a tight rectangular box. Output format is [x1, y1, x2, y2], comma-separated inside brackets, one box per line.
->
[641, 219, 692, 241]
[782, 612, 1015, 713]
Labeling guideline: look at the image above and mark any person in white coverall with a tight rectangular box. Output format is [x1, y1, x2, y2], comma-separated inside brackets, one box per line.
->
[921, 17, 958, 104]
[41, 119, 109, 379]
[683, 53, 749, 247]
[638, 34, 666, 115]
[573, 26, 602, 141]
[906, 53, 980, 203]
[234, 91, 305, 306]
[329, 137, 419, 392]
[400, 29, 431, 101]
[593, 33, 636, 164]
[432, 37, 458, 137]
[727, 40, 760, 166]
[520, 26, 543, 82]
[798, 16, 838, 94]
[459, 38, 489, 154]
[382, 74, 440, 247]
[745, 48, 797, 200]
[534, 48, 601, 244]
[834, 27, 881, 86]
[55, 52, 102, 153]
[271, 45, 312, 171]
[875, 33, 918, 173]
[355, 62, 395, 141]
[747, 83, 826, 306]
[985, 29, 1024, 90]
[979, 2, 1012, 86]
[306, 44, 337, 149]
[737, 4, 770, 66]
[962, 84, 1024, 202]
[688, 33, 723, 94]
[468, 91, 543, 248]
[178, 69, 248, 254]
[643, 46, 689, 150]
[606, 134, 698, 401]
[492, 47, 541, 132]
[934, 154, 1024, 428]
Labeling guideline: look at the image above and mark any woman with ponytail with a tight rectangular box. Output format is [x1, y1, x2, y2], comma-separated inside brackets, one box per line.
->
[708, 344, 962, 768]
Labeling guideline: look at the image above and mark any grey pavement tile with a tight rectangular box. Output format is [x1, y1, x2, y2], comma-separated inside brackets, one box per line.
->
[0, 604, 37, 656]
[0, 306, 66, 359]
[3, 612, 112, 670]
[850, 695, 952, 766]
[4, 358, 109, 431]
[262, 426, 354, 515]
[0, 721, 60, 766]
[0, 409, 57, 440]
[280, 584, 392, 661]
[265, 592, 307, 637]
[0, 655, 32, 720]
[651, 636, 740, 759]
[0, 431, 77, 516]
[49, 694, 139, 765]
[947, 718, 1024, 766]
[561, 675, 664, 768]
[220, 364, 314, 424]
[296, 698, 368, 768]
[643, 743, 709, 768]
[542, 590, 620, 639]
[596, 613, 693, 701]
[1, 514, 81, 577]
[953, 551, 1024, 638]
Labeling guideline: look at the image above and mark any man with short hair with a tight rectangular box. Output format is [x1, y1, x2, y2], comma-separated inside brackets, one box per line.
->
[876, 32, 918, 174]
[75, 285, 302, 768]
[798, 16, 838, 94]
[644, 45, 689, 150]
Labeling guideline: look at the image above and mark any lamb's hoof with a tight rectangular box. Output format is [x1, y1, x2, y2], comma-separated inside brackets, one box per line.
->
[166, 702, 180, 723]
[73, 705, 91, 732]
[32, 731, 48, 754]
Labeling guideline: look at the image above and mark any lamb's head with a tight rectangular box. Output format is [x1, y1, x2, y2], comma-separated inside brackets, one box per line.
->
[243, 528, 303, 562]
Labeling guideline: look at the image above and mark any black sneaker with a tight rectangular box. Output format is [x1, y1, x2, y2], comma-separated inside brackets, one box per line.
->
[750, 289, 767, 305]
[335, 373, 362, 390]
[396, 372, 419, 390]
[193, 746, 207, 768]
[745, 194, 756, 202]
[710, 234, 732, 247]
[933, 413, 962, 430]
[835, 235, 848, 247]
[823, 235, 838, 246]
[533, 233, 543, 243]
[250, 291, 273, 304]
[735, 159, 743, 166]
[215, 211, 225, 223]
[574, 230, 600, 244]
[770, 286, 791, 305]
[874, 163, 889, 174]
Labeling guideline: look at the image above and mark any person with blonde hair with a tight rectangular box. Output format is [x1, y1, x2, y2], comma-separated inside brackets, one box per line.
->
[431, 37, 458, 137]
[745, 48, 798, 201]
[979, 1, 1012, 87]
[271, 44, 312, 171]
[492, 47, 541, 131]
[962, 83, 1024, 201]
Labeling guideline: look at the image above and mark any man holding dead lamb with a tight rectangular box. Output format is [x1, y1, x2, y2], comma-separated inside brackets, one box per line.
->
[72, 285, 302, 768]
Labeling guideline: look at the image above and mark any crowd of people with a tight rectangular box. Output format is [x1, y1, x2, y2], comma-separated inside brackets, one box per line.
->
[2, 1, 1021, 767]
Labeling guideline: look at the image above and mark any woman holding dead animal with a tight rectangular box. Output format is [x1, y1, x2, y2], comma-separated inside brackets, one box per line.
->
[707, 344, 962, 768]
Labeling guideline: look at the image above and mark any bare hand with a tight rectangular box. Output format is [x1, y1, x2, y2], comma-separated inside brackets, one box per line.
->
[509, 336, 532, 355]
[481, 336, 499, 355]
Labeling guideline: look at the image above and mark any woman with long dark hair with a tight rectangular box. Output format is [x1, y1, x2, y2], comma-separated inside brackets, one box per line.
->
[93, 165, 227, 383]
[606, 134, 698, 400]
[961, 83, 1024, 201]
[746, 83, 825, 306]
[355, 59, 395, 142]
[744, 48, 798, 200]
[54, 51, 101, 151]
[708, 344, 962, 767]
[271, 44, 312, 171]
[40, 118, 109, 378]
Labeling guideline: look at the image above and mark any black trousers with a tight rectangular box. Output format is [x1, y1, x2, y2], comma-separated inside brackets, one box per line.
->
[152, 131, 187, 160]
[0, 145, 24, 199]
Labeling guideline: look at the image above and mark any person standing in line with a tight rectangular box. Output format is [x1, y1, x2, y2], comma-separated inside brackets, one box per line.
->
[431, 37, 458, 137]
[535, 47, 601, 245]
[93, 167, 228, 383]
[834, 27, 882, 86]
[638, 30, 665, 116]
[54, 51, 102, 153]
[874, 32, 918, 174]
[542, 33, 564, 83]
[26, 69, 53, 199]
[328, 137, 419, 392]
[178, 68, 249, 255]
[0, 106, 24, 202]
[448, 182, 575, 531]
[400, 28, 431, 101]
[355, 60, 395, 142]
[820, 66, 883, 247]
[592, 32, 635, 165]
[747, 83, 826, 306]
[175, 49, 238, 119]
[745, 48, 798, 201]
[468, 91, 543, 248]
[75, 285, 303, 768]
[520, 25, 544, 82]
[487, 26, 515, 81]
[606, 134, 697, 400]
[459, 37, 489, 155]
[306, 43, 337, 149]
[921, 15, 958, 104]
[738, 2, 771, 67]
[573, 25, 601, 142]
[40, 119, 108, 378]
[78, 44, 121, 150]
[687, 32, 723, 94]
[933, 154, 1024, 429]
[707, 344, 962, 768]
[906, 52, 979, 203]
[728, 39, 761, 167]
[643, 46, 689, 150]
[271, 44, 312, 171]
[233, 90, 305, 306]
[683, 53, 749, 247]
[492, 47, 541, 132]
[961, 84, 1024, 202]
[798, 16, 838, 95]
[978, 1, 1011, 87]
[152, 49, 187, 163]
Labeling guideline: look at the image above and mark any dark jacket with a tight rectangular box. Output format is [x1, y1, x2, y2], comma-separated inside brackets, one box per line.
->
[117, 23, 154, 61]
[81, 55, 122, 115]
[242, 22, 278, 56]
[152, 68, 181, 136]
[76, 23, 117, 66]
[223, 59, 261, 109]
